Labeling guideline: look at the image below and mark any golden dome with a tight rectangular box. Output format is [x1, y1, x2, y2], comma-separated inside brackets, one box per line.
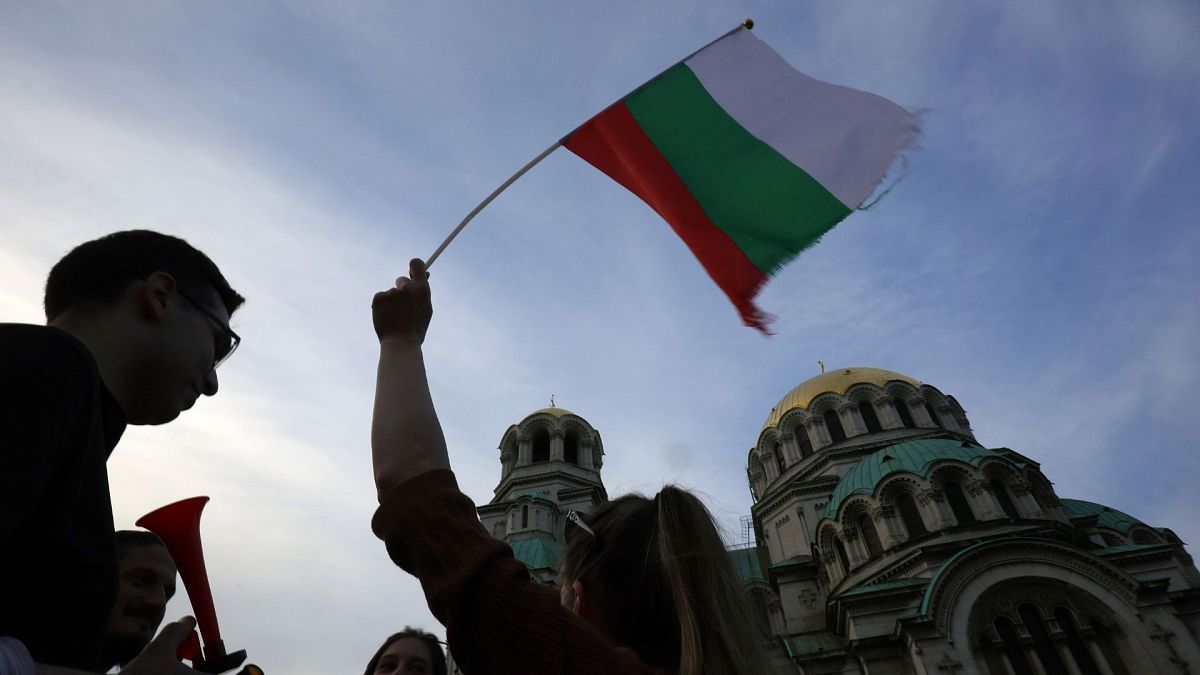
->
[762, 367, 922, 430]
[528, 406, 576, 419]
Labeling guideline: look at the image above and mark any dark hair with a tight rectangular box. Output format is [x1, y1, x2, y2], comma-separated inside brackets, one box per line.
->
[362, 628, 446, 675]
[560, 486, 772, 675]
[44, 230, 244, 321]
[114, 530, 168, 561]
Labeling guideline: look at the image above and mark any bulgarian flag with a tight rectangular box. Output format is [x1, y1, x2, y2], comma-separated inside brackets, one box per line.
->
[563, 23, 917, 332]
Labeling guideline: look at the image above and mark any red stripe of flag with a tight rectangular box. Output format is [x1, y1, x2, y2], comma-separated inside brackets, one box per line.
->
[564, 102, 773, 332]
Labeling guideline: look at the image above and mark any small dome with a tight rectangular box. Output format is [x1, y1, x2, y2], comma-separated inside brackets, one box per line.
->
[526, 406, 576, 419]
[763, 367, 922, 430]
[823, 439, 1014, 520]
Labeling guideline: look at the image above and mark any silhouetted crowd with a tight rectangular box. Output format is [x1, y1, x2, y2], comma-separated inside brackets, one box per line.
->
[1, 231, 773, 674]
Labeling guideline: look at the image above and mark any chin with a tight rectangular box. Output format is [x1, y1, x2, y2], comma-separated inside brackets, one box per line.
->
[102, 630, 153, 666]
[128, 407, 183, 426]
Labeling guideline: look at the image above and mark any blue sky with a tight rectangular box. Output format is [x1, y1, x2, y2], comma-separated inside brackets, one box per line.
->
[2, 2, 1197, 673]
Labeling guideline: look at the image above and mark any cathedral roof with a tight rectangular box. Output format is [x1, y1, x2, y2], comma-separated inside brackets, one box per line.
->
[762, 367, 922, 429]
[511, 538, 564, 572]
[728, 547, 767, 585]
[823, 438, 1013, 520]
[1060, 499, 1146, 533]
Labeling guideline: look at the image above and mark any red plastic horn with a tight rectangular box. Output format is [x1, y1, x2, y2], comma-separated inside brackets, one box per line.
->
[137, 497, 246, 674]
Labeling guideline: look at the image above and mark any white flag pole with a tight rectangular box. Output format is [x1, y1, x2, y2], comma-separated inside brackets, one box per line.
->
[424, 19, 754, 268]
[425, 139, 563, 267]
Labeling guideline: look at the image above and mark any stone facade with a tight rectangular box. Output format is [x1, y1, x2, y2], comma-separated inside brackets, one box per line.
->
[742, 367, 1200, 674]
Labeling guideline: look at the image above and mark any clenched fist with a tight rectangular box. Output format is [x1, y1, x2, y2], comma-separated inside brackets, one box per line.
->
[372, 258, 432, 347]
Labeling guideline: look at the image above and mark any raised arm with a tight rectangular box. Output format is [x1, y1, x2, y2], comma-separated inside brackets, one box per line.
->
[370, 258, 450, 501]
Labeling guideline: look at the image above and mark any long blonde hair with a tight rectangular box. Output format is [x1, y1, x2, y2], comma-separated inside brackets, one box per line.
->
[561, 486, 773, 674]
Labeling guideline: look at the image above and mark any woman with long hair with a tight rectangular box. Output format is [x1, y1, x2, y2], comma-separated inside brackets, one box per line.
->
[368, 260, 774, 674]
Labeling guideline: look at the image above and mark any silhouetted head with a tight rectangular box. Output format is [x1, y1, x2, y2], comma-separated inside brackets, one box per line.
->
[560, 486, 771, 675]
[45, 230, 244, 424]
[99, 530, 178, 669]
[363, 628, 446, 675]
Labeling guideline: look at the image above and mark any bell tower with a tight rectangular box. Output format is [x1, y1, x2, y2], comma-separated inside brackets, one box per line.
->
[476, 404, 608, 584]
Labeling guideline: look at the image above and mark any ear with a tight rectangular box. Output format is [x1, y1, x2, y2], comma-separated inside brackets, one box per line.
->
[137, 271, 178, 320]
[571, 579, 586, 616]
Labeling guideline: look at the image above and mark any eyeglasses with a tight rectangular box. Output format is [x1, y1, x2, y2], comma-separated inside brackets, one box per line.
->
[565, 510, 595, 538]
[178, 289, 241, 370]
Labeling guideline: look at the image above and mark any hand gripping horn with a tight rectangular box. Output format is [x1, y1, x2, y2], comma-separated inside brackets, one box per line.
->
[137, 497, 247, 673]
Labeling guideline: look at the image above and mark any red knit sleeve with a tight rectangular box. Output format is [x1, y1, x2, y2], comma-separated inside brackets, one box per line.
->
[371, 470, 661, 675]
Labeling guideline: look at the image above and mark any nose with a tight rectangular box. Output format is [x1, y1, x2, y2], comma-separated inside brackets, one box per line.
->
[201, 369, 219, 396]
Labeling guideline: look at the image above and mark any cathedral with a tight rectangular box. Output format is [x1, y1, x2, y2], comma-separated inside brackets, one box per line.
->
[465, 367, 1200, 674]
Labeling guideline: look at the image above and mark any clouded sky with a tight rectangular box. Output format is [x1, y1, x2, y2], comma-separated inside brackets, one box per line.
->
[2, 1, 1197, 673]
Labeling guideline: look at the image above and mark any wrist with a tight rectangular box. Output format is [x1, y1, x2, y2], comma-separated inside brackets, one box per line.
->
[378, 336, 425, 352]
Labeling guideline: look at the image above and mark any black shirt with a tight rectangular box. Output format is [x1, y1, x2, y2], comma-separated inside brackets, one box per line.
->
[0, 324, 127, 669]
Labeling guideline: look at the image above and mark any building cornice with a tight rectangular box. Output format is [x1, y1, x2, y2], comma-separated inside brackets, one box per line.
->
[491, 471, 607, 505]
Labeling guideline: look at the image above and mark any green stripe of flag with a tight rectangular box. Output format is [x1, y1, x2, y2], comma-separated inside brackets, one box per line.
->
[625, 64, 852, 275]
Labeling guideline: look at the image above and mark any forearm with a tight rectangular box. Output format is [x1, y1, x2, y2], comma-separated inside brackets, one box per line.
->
[371, 340, 450, 501]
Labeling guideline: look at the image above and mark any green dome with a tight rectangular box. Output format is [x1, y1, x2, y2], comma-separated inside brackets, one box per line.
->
[823, 439, 1014, 520]
[1060, 499, 1145, 533]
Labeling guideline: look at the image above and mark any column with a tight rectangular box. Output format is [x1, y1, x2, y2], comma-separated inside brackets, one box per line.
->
[1083, 641, 1116, 675]
[874, 505, 902, 549]
[821, 550, 843, 586]
[877, 398, 903, 429]
[1008, 480, 1045, 518]
[1054, 642, 1084, 675]
[918, 488, 954, 530]
[550, 431, 564, 461]
[801, 420, 821, 455]
[842, 405, 866, 436]
[911, 399, 937, 427]
[579, 442, 594, 468]
[780, 434, 798, 463]
[839, 528, 868, 569]
[811, 418, 832, 447]
[518, 438, 532, 464]
[965, 479, 1006, 520]
[762, 453, 779, 482]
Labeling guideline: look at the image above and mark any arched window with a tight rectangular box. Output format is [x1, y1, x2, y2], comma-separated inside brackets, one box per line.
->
[834, 536, 850, 574]
[531, 428, 550, 463]
[796, 430, 814, 458]
[994, 617, 1036, 675]
[990, 478, 1020, 519]
[1018, 604, 1068, 675]
[521, 505, 529, 529]
[857, 401, 882, 433]
[857, 513, 882, 558]
[895, 493, 927, 538]
[774, 443, 787, 475]
[1055, 608, 1102, 674]
[943, 481, 977, 525]
[1029, 480, 1056, 514]
[824, 410, 846, 443]
[977, 585, 1129, 675]
[893, 398, 916, 427]
[563, 430, 579, 464]
[924, 403, 944, 429]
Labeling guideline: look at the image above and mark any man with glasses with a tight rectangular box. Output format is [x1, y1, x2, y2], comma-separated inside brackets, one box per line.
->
[0, 230, 244, 674]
